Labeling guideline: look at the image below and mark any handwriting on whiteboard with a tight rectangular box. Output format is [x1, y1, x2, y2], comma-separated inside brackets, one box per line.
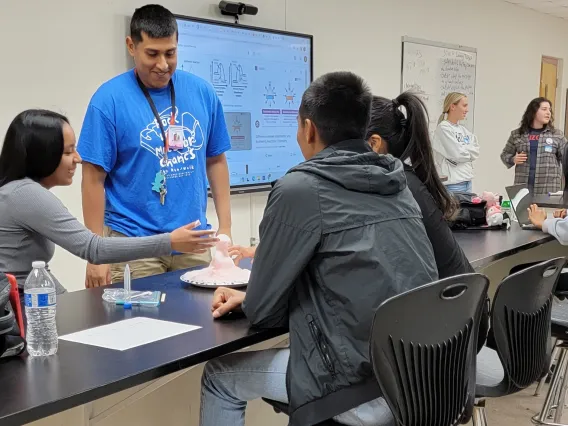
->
[402, 42, 477, 132]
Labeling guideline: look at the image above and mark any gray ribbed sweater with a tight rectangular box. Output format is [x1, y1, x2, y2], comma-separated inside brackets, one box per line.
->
[0, 179, 172, 291]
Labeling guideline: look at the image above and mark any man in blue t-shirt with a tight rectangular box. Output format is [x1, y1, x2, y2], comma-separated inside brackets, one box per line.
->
[78, 4, 232, 287]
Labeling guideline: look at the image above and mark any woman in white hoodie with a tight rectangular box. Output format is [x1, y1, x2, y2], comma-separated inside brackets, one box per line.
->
[432, 92, 480, 193]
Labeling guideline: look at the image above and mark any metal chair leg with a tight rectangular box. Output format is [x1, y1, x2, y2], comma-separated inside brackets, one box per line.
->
[532, 348, 568, 425]
[473, 401, 488, 426]
[537, 340, 560, 396]
[554, 351, 568, 423]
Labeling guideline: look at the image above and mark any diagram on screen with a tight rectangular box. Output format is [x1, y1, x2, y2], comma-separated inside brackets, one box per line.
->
[230, 63, 248, 88]
[210, 60, 227, 85]
[232, 115, 242, 133]
[224, 112, 252, 151]
[284, 82, 296, 106]
[264, 82, 277, 106]
[181, 62, 195, 74]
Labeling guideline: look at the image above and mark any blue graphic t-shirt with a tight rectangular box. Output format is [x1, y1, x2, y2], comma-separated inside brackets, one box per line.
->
[78, 69, 231, 238]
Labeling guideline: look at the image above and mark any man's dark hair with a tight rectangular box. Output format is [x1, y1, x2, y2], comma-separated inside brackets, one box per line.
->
[130, 4, 178, 43]
[299, 71, 372, 145]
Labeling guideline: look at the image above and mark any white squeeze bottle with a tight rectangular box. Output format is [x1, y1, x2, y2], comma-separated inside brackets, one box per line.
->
[24, 261, 58, 356]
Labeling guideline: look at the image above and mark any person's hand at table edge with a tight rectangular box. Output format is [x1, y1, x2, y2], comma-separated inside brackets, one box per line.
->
[212, 287, 246, 318]
[527, 204, 547, 229]
[554, 209, 567, 219]
[228, 245, 257, 265]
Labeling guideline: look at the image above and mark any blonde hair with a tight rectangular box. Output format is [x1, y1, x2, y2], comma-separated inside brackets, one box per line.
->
[438, 92, 467, 124]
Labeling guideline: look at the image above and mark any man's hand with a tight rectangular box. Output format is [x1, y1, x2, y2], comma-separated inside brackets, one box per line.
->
[514, 152, 527, 165]
[228, 245, 256, 265]
[554, 209, 567, 219]
[527, 204, 547, 229]
[211, 287, 246, 318]
[85, 263, 111, 288]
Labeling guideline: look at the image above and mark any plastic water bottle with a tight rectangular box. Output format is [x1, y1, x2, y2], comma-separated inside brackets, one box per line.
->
[24, 261, 58, 356]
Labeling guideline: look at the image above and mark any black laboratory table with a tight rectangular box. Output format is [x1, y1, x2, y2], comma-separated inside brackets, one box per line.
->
[0, 272, 286, 426]
[454, 222, 555, 269]
[0, 223, 558, 425]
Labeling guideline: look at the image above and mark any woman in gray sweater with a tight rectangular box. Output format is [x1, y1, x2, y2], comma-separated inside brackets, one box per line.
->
[0, 109, 219, 293]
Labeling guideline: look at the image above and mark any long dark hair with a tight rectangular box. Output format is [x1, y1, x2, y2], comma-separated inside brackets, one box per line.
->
[519, 97, 554, 134]
[365, 92, 457, 219]
[0, 109, 69, 187]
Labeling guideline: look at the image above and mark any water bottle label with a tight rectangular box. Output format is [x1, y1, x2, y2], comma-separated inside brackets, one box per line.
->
[24, 292, 56, 308]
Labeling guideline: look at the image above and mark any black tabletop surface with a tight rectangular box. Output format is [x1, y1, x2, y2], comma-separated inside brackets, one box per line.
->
[453, 222, 554, 269]
[0, 271, 285, 426]
[0, 224, 557, 425]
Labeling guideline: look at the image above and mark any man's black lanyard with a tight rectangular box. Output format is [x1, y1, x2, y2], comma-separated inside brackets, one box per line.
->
[135, 72, 176, 205]
[135, 72, 176, 159]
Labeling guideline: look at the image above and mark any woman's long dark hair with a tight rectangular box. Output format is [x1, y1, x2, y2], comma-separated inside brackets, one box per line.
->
[0, 109, 69, 187]
[365, 92, 457, 219]
[519, 97, 554, 134]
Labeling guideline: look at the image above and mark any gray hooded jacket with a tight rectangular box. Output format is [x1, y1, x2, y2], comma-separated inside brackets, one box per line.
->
[242, 139, 438, 425]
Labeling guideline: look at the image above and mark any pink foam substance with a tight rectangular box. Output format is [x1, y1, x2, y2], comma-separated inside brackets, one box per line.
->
[184, 234, 251, 283]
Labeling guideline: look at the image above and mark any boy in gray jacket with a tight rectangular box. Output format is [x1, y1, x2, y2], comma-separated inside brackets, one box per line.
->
[199, 72, 438, 426]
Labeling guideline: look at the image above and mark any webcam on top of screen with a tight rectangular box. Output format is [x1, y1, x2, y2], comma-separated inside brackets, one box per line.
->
[218, 1, 258, 23]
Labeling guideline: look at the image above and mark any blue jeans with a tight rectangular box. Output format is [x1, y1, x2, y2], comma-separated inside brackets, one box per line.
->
[200, 348, 395, 426]
[445, 181, 472, 193]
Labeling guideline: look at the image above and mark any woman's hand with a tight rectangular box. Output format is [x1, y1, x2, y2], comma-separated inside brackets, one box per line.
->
[554, 209, 567, 219]
[514, 152, 527, 165]
[211, 287, 246, 318]
[527, 204, 547, 229]
[228, 245, 257, 265]
[170, 220, 219, 253]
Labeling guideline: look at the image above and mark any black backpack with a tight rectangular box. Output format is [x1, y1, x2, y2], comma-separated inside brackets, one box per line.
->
[449, 192, 488, 230]
[0, 273, 26, 358]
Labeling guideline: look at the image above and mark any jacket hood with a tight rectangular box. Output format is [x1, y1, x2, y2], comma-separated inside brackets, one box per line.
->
[289, 139, 407, 196]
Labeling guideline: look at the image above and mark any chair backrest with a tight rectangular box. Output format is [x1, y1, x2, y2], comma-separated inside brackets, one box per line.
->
[485, 257, 566, 396]
[370, 273, 489, 426]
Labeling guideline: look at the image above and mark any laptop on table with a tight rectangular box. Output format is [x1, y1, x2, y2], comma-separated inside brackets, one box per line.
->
[505, 185, 538, 230]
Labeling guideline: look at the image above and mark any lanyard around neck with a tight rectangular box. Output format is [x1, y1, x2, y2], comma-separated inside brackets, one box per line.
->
[135, 71, 176, 158]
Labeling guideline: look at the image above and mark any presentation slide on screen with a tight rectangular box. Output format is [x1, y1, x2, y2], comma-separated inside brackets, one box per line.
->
[176, 19, 312, 187]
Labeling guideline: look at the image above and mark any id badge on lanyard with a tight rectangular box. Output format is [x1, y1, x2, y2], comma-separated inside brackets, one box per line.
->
[135, 72, 176, 205]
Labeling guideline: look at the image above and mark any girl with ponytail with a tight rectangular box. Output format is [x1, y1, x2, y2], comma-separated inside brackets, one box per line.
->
[366, 91, 488, 352]
[432, 92, 479, 193]
[365, 92, 473, 278]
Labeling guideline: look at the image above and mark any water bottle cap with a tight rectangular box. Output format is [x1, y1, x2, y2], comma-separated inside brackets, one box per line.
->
[32, 261, 46, 269]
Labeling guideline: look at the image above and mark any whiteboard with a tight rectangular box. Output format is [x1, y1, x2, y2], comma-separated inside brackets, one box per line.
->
[401, 37, 477, 134]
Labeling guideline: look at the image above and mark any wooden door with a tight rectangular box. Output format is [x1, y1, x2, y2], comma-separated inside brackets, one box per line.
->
[540, 56, 559, 112]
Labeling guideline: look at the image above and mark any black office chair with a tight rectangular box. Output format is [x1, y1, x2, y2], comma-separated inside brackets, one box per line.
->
[472, 258, 566, 426]
[370, 273, 490, 426]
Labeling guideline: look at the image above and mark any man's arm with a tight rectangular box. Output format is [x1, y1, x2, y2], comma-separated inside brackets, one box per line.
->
[82, 162, 111, 287]
[206, 154, 232, 237]
[82, 163, 106, 235]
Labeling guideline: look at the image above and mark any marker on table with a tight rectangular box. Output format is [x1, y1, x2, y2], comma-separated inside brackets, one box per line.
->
[124, 264, 132, 310]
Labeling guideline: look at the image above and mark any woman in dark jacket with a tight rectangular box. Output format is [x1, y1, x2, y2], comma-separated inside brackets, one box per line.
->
[365, 92, 489, 351]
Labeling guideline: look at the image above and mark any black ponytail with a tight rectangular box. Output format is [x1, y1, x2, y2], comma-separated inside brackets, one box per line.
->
[365, 92, 457, 220]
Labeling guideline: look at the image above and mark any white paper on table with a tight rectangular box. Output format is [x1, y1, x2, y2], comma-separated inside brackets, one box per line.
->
[59, 317, 201, 351]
